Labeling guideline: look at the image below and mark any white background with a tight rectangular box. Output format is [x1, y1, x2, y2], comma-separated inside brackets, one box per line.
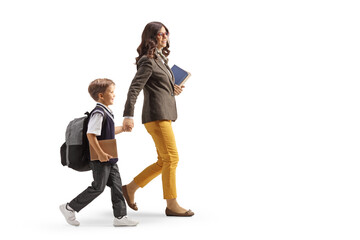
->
[1, 0, 359, 239]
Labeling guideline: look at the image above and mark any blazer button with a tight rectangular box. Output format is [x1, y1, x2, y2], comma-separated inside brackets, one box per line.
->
[171, 93, 174, 96]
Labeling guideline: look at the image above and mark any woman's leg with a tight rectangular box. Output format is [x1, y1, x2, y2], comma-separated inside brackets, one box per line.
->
[124, 121, 164, 205]
[166, 198, 188, 213]
[156, 120, 179, 199]
[148, 121, 189, 213]
[133, 148, 163, 187]
[128, 120, 189, 213]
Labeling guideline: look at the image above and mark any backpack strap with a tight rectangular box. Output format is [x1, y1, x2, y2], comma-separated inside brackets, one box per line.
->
[82, 109, 107, 160]
[87, 106, 107, 128]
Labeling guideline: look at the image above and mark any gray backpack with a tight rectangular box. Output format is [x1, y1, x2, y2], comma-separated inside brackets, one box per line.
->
[60, 112, 92, 171]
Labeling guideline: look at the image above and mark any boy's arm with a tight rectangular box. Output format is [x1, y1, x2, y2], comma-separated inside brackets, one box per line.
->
[115, 126, 124, 135]
[87, 133, 112, 162]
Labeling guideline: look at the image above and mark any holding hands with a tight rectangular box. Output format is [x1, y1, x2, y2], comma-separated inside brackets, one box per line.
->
[122, 86, 184, 133]
[123, 118, 134, 132]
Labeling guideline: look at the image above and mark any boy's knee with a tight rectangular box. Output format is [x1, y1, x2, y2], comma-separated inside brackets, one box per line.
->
[92, 181, 107, 193]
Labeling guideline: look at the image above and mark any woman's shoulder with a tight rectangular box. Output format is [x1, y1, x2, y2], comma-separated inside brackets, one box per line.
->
[138, 55, 153, 63]
[137, 55, 155, 68]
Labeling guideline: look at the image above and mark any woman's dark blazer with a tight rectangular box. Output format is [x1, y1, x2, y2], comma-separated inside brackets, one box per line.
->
[123, 54, 177, 124]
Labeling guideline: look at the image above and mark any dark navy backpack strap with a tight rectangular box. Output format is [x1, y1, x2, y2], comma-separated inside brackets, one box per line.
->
[82, 108, 107, 161]
[88, 106, 107, 128]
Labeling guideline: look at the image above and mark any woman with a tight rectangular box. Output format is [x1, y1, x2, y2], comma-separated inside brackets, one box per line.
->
[121, 21, 194, 216]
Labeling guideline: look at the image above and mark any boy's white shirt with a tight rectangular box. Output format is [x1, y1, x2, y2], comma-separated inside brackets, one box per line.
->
[87, 102, 114, 136]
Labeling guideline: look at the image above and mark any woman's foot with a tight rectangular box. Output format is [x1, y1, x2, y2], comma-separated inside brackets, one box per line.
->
[165, 208, 194, 217]
[166, 198, 193, 216]
[122, 181, 139, 211]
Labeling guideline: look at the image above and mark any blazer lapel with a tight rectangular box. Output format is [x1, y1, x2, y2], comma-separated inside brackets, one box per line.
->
[154, 57, 175, 89]
[165, 63, 175, 84]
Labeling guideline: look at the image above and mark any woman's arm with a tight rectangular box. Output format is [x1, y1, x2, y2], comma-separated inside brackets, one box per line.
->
[123, 57, 153, 118]
[123, 57, 153, 132]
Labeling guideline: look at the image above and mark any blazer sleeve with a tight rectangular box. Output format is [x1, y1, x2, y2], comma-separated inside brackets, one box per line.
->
[123, 56, 153, 117]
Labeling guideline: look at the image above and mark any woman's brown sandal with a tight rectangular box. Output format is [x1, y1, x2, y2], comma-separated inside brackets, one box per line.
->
[122, 185, 138, 211]
[165, 208, 194, 217]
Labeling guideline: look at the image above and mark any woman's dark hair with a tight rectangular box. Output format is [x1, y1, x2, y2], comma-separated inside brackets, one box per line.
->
[136, 21, 170, 64]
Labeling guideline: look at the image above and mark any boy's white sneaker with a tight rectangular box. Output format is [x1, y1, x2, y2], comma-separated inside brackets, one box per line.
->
[113, 216, 138, 227]
[59, 203, 80, 226]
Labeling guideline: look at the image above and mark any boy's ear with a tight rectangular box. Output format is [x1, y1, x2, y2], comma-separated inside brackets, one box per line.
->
[98, 93, 104, 100]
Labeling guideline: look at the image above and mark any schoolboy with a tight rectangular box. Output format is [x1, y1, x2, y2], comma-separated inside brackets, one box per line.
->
[60, 78, 138, 227]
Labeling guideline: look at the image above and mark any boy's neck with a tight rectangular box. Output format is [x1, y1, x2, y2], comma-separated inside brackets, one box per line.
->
[97, 101, 109, 107]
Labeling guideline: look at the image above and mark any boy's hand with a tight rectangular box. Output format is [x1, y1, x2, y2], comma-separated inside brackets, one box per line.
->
[98, 152, 113, 162]
[87, 133, 113, 162]
[115, 126, 124, 134]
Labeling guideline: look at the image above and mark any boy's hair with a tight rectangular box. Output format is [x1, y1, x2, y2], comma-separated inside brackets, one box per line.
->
[88, 78, 115, 101]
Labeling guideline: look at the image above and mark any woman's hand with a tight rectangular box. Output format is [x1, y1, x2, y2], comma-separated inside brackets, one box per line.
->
[123, 118, 134, 132]
[174, 85, 185, 96]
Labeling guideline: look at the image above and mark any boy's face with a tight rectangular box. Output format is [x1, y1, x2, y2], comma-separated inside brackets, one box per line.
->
[98, 84, 115, 106]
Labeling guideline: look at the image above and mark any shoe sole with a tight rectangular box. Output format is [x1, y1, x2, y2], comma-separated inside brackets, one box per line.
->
[113, 224, 138, 227]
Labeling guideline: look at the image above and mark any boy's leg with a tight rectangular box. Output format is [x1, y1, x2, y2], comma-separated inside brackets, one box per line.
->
[69, 161, 111, 212]
[107, 164, 127, 218]
[109, 166, 139, 227]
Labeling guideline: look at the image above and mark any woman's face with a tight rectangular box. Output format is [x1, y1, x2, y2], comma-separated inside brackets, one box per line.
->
[156, 26, 168, 49]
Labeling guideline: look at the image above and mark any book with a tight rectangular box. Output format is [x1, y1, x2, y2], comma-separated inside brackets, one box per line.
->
[171, 64, 191, 86]
[89, 139, 118, 161]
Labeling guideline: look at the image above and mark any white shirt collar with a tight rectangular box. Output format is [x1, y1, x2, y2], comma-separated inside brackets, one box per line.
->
[96, 102, 113, 113]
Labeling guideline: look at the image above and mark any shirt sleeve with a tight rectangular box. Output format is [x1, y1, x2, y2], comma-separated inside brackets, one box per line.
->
[87, 113, 104, 136]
